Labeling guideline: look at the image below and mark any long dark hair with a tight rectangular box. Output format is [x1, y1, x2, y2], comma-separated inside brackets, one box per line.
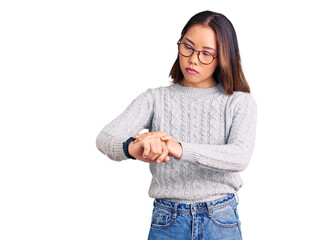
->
[169, 10, 250, 95]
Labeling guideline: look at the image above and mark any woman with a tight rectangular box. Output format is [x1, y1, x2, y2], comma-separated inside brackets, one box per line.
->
[96, 10, 257, 240]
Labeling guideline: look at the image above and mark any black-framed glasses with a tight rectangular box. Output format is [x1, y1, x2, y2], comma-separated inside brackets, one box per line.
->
[177, 41, 217, 65]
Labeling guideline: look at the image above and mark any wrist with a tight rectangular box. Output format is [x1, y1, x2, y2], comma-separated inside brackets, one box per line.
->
[177, 142, 183, 159]
[171, 141, 182, 159]
[123, 137, 136, 159]
[128, 141, 136, 158]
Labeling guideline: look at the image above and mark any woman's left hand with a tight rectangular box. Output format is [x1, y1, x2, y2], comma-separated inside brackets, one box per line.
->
[134, 131, 167, 142]
[134, 131, 183, 159]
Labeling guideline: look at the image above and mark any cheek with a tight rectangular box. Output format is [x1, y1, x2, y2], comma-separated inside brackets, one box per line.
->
[203, 65, 217, 76]
[179, 55, 186, 65]
[178, 56, 183, 67]
[208, 62, 218, 74]
[178, 57, 187, 72]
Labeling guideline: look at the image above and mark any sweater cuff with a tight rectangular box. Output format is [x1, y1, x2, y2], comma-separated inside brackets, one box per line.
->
[112, 139, 129, 160]
[177, 141, 199, 163]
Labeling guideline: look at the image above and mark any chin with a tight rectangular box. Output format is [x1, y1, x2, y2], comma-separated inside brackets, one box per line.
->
[184, 75, 200, 82]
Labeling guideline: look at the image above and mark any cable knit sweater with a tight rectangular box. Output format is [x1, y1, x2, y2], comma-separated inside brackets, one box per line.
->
[96, 82, 257, 203]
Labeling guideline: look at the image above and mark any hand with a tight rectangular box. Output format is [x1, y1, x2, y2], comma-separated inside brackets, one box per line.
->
[134, 131, 170, 163]
[159, 135, 183, 159]
[133, 131, 168, 143]
[129, 135, 169, 163]
[134, 132, 183, 159]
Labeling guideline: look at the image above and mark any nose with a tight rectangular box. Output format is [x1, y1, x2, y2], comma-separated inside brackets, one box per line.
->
[188, 50, 199, 65]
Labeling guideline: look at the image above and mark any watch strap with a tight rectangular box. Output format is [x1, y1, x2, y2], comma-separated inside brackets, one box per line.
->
[123, 137, 136, 159]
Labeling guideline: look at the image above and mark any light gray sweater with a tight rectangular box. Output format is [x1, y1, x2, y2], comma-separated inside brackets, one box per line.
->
[96, 82, 257, 203]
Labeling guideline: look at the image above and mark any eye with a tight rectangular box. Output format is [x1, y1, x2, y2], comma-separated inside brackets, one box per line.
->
[202, 51, 212, 56]
[184, 44, 193, 50]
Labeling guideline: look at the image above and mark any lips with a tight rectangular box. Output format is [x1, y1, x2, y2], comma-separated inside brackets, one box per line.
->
[186, 68, 198, 74]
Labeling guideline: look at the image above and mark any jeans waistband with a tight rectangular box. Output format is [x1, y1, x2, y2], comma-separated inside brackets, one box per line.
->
[153, 194, 237, 216]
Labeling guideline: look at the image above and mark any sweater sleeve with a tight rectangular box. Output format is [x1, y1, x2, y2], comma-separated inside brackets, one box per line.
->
[177, 93, 257, 172]
[96, 88, 154, 161]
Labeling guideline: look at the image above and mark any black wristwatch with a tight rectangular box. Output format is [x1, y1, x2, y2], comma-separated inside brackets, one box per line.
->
[123, 137, 136, 160]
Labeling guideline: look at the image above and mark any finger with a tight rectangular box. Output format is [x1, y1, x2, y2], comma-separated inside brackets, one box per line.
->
[142, 134, 162, 140]
[135, 132, 168, 142]
[142, 132, 167, 138]
[158, 132, 168, 138]
[143, 142, 150, 159]
[149, 142, 161, 161]
[143, 159, 155, 163]
[133, 137, 142, 143]
[161, 135, 173, 141]
[145, 141, 155, 161]
[138, 158, 156, 163]
[134, 133, 150, 139]
[135, 132, 152, 138]
[155, 144, 169, 163]
[154, 145, 166, 163]
[156, 142, 169, 163]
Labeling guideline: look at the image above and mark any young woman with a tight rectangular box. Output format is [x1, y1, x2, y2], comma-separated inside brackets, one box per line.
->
[96, 10, 257, 240]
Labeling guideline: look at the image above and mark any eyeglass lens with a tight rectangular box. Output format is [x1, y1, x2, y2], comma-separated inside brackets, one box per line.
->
[178, 43, 214, 64]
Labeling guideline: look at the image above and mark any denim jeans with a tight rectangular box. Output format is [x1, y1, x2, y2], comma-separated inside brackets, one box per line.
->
[148, 194, 242, 240]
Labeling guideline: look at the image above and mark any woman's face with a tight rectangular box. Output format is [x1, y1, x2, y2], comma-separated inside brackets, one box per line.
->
[178, 24, 219, 88]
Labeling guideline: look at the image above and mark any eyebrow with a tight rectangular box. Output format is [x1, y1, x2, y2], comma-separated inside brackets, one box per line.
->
[184, 38, 216, 51]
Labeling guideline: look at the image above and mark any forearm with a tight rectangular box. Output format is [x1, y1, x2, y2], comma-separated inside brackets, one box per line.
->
[96, 88, 154, 161]
[178, 139, 255, 172]
[177, 93, 257, 172]
[96, 131, 127, 161]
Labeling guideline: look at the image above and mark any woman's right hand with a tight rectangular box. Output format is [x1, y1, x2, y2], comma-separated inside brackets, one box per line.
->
[128, 137, 169, 163]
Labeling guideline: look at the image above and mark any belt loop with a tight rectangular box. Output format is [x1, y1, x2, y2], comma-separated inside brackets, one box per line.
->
[173, 202, 179, 219]
[205, 201, 212, 218]
[153, 199, 156, 207]
[235, 192, 239, 204]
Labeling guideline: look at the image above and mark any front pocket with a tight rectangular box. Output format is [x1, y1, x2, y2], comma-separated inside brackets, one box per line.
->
[151, 206, 177, 229]
[209, 205, 239, 228]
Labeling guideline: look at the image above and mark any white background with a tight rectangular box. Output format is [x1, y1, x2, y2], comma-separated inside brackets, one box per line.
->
[1, 0, 330, 239]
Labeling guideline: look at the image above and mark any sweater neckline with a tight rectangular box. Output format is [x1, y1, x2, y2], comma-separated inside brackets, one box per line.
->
[171, 82, 224, 97]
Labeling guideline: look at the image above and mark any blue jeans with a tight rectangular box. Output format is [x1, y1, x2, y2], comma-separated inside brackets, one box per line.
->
[148, 194, 242, 240]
